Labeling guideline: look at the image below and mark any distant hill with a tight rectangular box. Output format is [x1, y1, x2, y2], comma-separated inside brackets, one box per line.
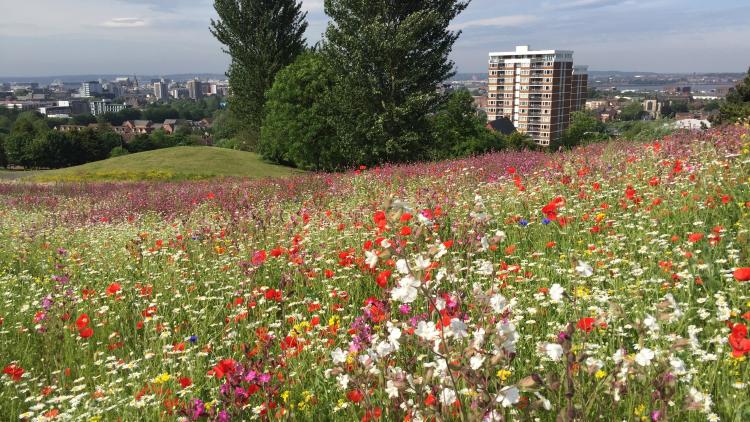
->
[27, 147, 303, 182]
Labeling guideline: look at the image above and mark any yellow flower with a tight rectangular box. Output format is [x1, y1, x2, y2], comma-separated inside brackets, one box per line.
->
[634, 404, 646, 416]
[152, 372, 171, 384]
[575, 287, 590, 299]
[328, 316, 340, 328]
[595, 370, 606, 379]
[496, 369, 512, 381]
[281, 391, 290, 403]
[89, 417, 102, 422]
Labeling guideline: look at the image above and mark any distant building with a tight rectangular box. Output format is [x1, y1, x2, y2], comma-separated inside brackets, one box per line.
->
[38, 105, 71, 118]
[89, 99, 128, 116]
[170, 88, 189, 99]
[80, 81, 102, 97]
[642, 98, 663, 119]
[487, 46, 588, 146]
[187, 79, 203, 100]
[154, 81, 169, 101]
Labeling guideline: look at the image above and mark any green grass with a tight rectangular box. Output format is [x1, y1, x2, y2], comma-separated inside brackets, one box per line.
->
[27, 147, 303, 182]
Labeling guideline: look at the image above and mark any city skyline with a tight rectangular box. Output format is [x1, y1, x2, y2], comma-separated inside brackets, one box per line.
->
[2, 0, 750, 77]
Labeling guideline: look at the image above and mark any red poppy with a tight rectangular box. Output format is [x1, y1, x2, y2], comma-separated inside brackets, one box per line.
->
[251, 250, 267, 266]
[106, 282, 121, 296]
[400, 213, 413, 222]
[400, 226, 412, 236]
[76, 313, 90, 330]
[3, 364, 24, 382]
[376, 270, 392, 288]
[347, 389, 364, 403]
[178, 377, 192, 388]
[210, 359, 237, 379]
[731, 267, 750, 282]
[687, 233, 704, 243]
[79, 327, 94, 338]
[576, 317, 596, 334]
[729, 323, 750, 357]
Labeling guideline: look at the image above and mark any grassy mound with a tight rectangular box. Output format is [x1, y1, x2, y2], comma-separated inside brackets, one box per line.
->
[28, 146, 302, 182]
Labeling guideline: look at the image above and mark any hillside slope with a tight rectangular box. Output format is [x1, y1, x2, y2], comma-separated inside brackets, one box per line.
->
[29, 147, 303, 182]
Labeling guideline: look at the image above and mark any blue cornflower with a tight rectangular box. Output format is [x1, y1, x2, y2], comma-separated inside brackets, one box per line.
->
[542, 218, 551, 225]
[519, 219, 529, 227]
[189, 335, 198, 343]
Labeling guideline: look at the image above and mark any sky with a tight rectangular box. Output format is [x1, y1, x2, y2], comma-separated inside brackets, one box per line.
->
[1, 0, 749, 77]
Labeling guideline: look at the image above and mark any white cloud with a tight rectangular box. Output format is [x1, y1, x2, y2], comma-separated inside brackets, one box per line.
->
[543, 0, 626, 11]
[451, 15, 539, 30]
[100, 18, 148, 28]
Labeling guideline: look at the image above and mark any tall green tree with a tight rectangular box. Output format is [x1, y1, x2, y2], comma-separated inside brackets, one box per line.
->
[260, 52, 342, 170]
[717, 67, 750, 123]
[322, 0, 469, 165]
[211, 0, 308, 150]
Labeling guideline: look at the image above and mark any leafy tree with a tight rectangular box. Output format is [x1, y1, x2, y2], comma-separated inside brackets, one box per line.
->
[703, 100, 720, 112]
[671, 101, 689, 113]
[71, 114, 97, 126]
[211, 0, 308, 150]
[428, 90, 504, 160]
[554, 111, 607, 149]
[322, 0, 469, 166]
[260, 52, 341, 170]
[718, 67, 750, 123]
[0, 134, 7, 168]
[620, 102, 645, 121]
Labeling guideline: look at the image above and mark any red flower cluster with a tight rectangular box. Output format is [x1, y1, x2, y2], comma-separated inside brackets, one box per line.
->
[3, 364, 24, 382]
[729, 323, 750, 357]
[76, 313, 93, 339]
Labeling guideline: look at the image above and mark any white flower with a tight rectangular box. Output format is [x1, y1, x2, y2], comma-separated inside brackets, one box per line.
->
[635, 348, 655, 367]
[496, 386, 520, 407]
[386, 380, 399, 398]
[380, 239, 392, 249]
[415, 321, 439, 342]
[387, 325, 402, 345]
[391, 275, 420, 303]
[480, 236, 490, 251]
[439, 388, 457, 405]
[365, 250, 379, 269]
[331, 348, 347, 364]
[496, 321, 518, 353]
[476, 260, 494, 276]
[490, 294, 508, 313]
[415, 255, 431, 270]
[336, 374, 349, 389]
[549, 283, 565, 303]
[449, 318, 468, 338]
[575, 260, 594, 277]
[669, 357, 686, 375]
[643, 314, 659, 333]
[469, 355, 485, 370]
[495, 230, 506, 242]
[396, 259, 410, 275]
[472, 328, 486, 348]
[544, 343, 564, 361]
[375, 340, 395, 357]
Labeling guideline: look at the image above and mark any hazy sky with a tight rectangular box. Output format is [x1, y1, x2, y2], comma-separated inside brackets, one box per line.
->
[2, 0, 749, 77]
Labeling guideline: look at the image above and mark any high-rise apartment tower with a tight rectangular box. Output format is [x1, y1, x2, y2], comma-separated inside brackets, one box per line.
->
[487, 46, 588, 146]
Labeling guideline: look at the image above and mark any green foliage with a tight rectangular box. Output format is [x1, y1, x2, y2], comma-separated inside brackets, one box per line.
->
[322, 0, 469, 166]
[428, 90, 505, 160]
[619, 101, 645, 121]
[0, 134, 6, 168]
[610, 120, 676, 141]
[554, 111, 608, 150]
[211, 0, 308, 150]
[260, 52, 342, 170]
[71, 114, 97, 126]
[3, 112, 122, 169]
[718, 66, 750, 123]
[109, 146, 130, 158]
[671, 100, 689, 113]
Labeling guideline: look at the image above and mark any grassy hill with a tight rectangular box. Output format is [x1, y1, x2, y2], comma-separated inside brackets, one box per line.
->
[27, 147, 303, 182]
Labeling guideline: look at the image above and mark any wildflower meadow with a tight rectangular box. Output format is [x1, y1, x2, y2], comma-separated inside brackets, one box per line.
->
[1, 125, 749, 421]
